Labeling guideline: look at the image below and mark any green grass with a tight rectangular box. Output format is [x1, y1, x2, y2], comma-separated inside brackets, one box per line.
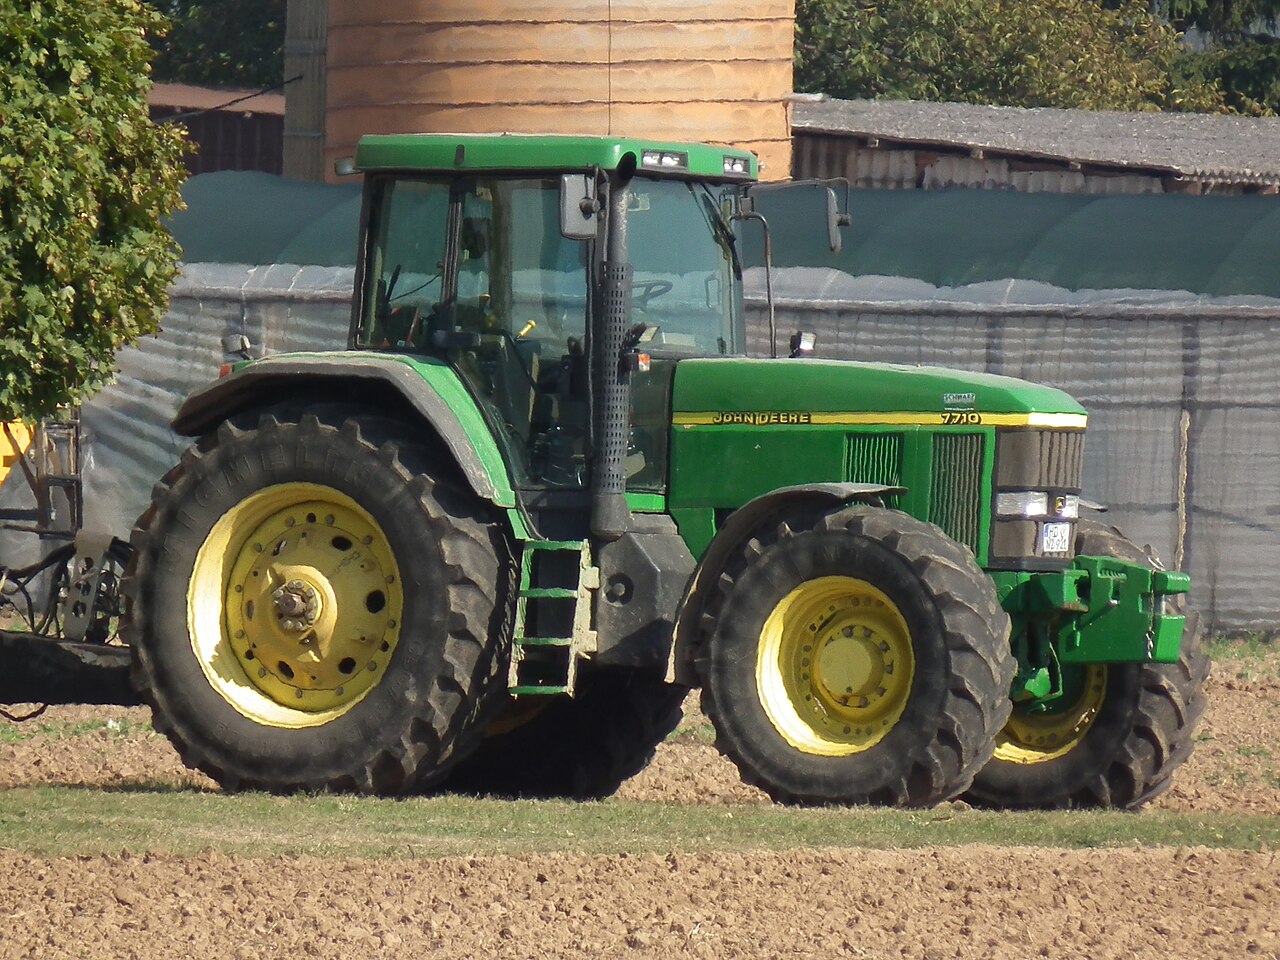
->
[1206, 634, 1278, 661]
[0, 717, 151, 744]
[1205, 635, 1280, 684]
[0, 787, 1277, 859]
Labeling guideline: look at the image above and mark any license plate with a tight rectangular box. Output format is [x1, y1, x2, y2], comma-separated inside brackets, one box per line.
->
[1042, 522, 1072, 554]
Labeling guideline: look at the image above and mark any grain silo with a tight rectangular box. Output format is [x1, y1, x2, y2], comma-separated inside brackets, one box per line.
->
[317, 0, 793, 180]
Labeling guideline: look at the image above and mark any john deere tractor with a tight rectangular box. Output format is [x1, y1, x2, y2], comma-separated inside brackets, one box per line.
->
[124, 134, 1207, 808]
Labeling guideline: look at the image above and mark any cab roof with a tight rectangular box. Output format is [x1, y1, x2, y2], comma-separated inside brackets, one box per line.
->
[353, 132, 758, 182]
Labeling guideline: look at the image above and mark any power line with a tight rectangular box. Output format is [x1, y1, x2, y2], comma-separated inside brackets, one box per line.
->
[158, 73, 303, 122]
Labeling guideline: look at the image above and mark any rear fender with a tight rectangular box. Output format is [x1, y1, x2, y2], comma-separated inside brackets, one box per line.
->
[172, 353, 516, 508]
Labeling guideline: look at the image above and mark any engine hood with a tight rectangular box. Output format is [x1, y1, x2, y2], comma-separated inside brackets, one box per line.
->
[670, 357, 1086, 427]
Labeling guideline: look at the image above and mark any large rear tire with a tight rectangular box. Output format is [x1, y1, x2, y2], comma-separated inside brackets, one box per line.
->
[698, 504, 1013, 807]
[965, 520, 1209, 810]
[124, 408, 514, 794]
[443, 664, 686, 800]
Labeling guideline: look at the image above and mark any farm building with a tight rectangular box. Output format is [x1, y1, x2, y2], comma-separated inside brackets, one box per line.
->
[284, 0, 795, 181]
[791, 96, 1280, 195]
[148, 83, 286, 176]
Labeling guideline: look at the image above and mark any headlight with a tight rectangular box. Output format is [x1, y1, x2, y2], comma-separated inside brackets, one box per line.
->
[641, 150, 688, 170]
[996, 491, 1048, 518]
[723, 155, 749, 175]
[1057, 494, 1080, 519]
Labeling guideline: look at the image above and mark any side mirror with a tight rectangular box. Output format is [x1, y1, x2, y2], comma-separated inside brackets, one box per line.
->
[743, 179, 851, 254]
[824, 188, 850, 254]
[560, 174, 599, 240]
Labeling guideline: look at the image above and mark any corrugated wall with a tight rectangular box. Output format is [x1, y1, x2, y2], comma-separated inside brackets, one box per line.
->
[793, 134, 1169, 194]
[325, 0, 794, 180]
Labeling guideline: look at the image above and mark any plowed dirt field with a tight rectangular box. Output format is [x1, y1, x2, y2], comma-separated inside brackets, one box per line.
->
[1, 644, 1277, 959]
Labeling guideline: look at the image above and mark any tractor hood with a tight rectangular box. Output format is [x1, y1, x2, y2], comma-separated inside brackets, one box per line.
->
[670, 357, 1086, 427]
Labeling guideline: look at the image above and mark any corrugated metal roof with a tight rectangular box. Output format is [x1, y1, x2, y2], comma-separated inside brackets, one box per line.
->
[793, 98, 1280, 186]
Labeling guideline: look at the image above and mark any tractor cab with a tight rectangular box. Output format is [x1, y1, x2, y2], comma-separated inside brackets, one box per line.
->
[347, 136, 758, 514]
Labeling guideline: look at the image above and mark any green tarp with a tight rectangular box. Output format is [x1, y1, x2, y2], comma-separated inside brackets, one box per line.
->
[171, 171, 361, 268]
[171, 171, 1280, 299]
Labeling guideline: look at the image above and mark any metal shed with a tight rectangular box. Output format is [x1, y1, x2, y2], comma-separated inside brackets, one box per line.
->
[791, 97, 1280, 195]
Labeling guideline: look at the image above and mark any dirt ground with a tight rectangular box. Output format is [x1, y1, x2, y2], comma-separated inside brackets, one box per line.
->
[1, 646, 1278, 959]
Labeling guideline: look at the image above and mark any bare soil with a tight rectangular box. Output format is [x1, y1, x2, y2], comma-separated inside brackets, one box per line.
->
[1, 846, 1277, 960]
[1, 645, 1278, 959]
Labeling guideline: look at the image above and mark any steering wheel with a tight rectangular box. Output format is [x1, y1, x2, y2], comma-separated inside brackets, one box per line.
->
[632, 279, 673, 309]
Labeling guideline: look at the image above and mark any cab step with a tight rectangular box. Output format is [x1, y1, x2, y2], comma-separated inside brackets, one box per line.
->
[508, 539, 598, 696]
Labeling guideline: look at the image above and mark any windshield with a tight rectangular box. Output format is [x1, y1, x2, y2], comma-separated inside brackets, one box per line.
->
[624, 178, 744, 356]
[356, 178, 451, 349]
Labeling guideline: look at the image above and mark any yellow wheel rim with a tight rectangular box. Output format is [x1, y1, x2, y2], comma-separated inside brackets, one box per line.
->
[994, 664, 1107, 764]
[756, 576, 916, 757]
[188, 483, 404, 729]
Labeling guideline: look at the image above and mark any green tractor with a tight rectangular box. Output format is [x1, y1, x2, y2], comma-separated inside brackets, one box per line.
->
[124, 134, 1207, 808]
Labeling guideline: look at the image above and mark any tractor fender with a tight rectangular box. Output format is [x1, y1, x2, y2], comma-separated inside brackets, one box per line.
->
[171, 354, 514, 508]
[666, 482, 905, 687]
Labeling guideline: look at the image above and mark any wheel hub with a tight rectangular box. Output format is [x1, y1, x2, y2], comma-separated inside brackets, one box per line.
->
[815, 624, 887, 704]
[190, 485, 405, 726]
[757, 576, 915, 757]
[273, 579, 320, 629]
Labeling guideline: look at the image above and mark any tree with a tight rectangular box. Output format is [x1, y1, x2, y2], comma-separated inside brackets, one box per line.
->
[1160, 0, 1280, 113]
[149, 0, 285, 89]
[795, 0, 1224, 112]
[0, 0, 186, 423]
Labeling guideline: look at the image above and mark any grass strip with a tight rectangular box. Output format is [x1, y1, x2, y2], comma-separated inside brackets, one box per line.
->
[0, 787, 1277, 858]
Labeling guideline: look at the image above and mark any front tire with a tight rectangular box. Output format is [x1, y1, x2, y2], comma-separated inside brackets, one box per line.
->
[965, 520, 1209, 810]
[698, 504, 1013, 807]
[125, 408, 514, 794]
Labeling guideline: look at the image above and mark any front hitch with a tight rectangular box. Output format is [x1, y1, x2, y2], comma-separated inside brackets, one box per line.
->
[999, 558, 1190, 667]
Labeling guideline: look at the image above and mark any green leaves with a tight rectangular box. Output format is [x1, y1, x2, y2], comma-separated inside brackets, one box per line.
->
[0, 0, 186, 422]
[795, 0, 1225, 112]
[149, 0, 285, 88]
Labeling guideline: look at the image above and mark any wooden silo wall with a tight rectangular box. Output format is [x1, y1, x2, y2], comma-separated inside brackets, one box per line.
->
[325, 0, 793, 179]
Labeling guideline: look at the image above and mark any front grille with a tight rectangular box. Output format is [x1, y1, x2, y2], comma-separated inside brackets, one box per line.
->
[929, 433, 984, 554]
[995, 429, 1084, 490]
[992, 428, 1085, 567]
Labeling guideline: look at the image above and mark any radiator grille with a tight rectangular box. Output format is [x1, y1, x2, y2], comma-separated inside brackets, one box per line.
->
[995, 429, 1084, 490]
[845, 432, 903, 487]
[930, 433, 985, 553]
